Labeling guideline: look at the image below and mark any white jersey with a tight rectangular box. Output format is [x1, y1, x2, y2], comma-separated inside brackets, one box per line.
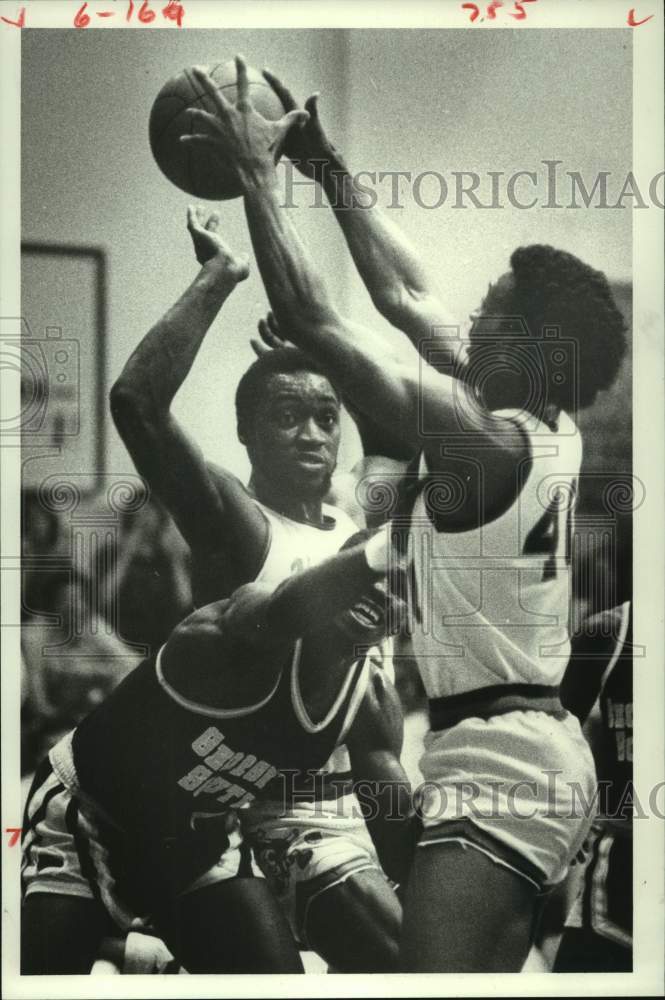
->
[252, 498, 361, 775]
[408, 410, 582, 699]
[254, 500, 359, 587]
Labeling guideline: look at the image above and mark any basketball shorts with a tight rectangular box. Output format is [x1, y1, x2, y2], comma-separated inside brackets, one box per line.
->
[415, 709, 597, 889]
[563, 818, 632, 947]
[22, 757, 253, 931]
[243, 792, 389, 946]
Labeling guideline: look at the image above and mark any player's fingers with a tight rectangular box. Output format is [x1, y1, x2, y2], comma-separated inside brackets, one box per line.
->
[274, 109, 309, 151]
[257, 318, 276, 345]
[262, 68, 297, 111]
[179, 134, 216, 151]
[250, 337, 271, 358]
[266, 310, 280, 336]
[235, 54, 251, 108]
[186, 204, 199, 231]
[304, 93, 321, 119]
[205, 211, 221, 233]
[192, 66, 233, 115]
[189, 108, 220, 131]
[266, 312, 287, 345]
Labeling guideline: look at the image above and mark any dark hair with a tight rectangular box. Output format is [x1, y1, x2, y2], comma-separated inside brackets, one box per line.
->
[235, 347, 339, 436]
[506, 245, 628, 409]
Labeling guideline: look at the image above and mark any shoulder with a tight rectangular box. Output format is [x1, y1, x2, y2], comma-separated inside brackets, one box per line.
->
[329, 457, 411, 528]
[417, 412, 532, 533]
[325, 472, 365, 528]
[206, 461, 253, 501]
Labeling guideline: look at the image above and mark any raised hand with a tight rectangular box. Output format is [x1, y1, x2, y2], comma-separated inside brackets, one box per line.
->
[250, 311, 296, 357]
[262, 69, 341, 179]
[180, 57, 309, 187]
[187, 205, 250, 280]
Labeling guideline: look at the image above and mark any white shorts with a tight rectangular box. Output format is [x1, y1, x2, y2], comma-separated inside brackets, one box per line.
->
[243, 792, 387, 945]
[22, 762, 253, 930]
[415, 709, 597, 889]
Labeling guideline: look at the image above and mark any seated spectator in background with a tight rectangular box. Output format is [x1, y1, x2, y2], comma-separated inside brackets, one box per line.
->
[21, 490, 142, 773]
[114, 497, 193, 653]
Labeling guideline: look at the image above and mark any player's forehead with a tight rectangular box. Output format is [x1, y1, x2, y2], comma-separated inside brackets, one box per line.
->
[262, 370, 339, 407]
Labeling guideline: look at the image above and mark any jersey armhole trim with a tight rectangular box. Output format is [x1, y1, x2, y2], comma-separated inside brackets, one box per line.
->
[598, 601, 632, 694]
[155, 644, 285, 719]
[251, 504, 274, 581]
[291, 647, 368, 734]
[336, 659, 371, 746]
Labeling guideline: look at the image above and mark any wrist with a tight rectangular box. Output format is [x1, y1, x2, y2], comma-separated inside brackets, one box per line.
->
[322, 150, 349, 200]
[364, 528, 391, 574]
[199, 258, 240, 294]
[237, 158, 279, 193]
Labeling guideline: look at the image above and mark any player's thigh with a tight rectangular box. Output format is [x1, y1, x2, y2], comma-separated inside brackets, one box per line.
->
[400, 841, 538, 972]
[155, 877, 304, 974]
[305, 868, 402, 973]
[21, 893, 111, 974]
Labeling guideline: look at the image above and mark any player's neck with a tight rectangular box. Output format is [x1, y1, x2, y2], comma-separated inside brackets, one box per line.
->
[249, 473, 325, 526]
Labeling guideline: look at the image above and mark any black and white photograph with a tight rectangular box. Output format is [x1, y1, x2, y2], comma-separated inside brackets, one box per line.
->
[1, 0, 663, 995]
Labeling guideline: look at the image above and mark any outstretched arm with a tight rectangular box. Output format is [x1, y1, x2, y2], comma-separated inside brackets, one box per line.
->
[183, 62, 527, 527]
[110, 209, 266, 571]
[221, 530, 390, 646]
[262, 70, 458, 348]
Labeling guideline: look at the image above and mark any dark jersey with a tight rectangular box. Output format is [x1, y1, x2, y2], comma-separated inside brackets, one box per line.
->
[50, 641, 368, 905]
[561, 602, 633, 955]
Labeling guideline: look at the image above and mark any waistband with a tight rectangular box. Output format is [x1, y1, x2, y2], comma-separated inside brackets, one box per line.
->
[429, 683, 566, 732]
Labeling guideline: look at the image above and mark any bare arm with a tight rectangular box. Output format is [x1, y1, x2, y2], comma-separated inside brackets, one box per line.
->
[110, 209, 267, 570]
[221, 532, 388, 646]
[346, 665, 414, 886]
[262, 71, 458, 348]
[184, 62, 528, 528]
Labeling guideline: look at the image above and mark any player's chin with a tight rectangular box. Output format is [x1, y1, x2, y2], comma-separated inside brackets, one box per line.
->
[290, 463, 333, 497]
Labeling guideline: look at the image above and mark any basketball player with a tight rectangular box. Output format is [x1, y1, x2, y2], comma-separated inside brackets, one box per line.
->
[552, 531, 633, 973]
[109, 205, 406, 968]
[181, 58, 628, 971]
[21, 529, 411, 974]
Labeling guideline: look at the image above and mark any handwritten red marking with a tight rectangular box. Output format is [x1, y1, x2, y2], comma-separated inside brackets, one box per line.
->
[96, 10, 115, 16]
[162, 0, 185, 26]
[508, 0, 537, 19]
[1, 6, 25, 27]
[138, 0, 156, 21]
[627, 8, 653, 25]
[462, 3, 480, 22]
[5, 828, 22, 847]
[126, 0, 134, 19]
[73, 2, 90, 27]
[486, 1, 503, 18]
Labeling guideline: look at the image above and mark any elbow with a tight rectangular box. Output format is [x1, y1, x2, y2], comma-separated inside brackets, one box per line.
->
[109, 378, 161, 435]
[109, 379, 137, 427]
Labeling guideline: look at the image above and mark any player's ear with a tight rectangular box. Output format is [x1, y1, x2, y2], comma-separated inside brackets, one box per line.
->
[237, 420, 247, 446]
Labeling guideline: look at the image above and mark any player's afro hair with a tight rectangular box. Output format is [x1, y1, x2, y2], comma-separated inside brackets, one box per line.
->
[506, 245, 628, 409]
[235, 347, 340, 438]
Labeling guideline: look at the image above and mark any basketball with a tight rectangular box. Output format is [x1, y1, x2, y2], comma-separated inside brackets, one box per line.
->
[149, 61, 286, 200]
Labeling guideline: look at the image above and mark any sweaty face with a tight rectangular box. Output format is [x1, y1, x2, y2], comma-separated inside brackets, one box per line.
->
[247, 371, 341, 500]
